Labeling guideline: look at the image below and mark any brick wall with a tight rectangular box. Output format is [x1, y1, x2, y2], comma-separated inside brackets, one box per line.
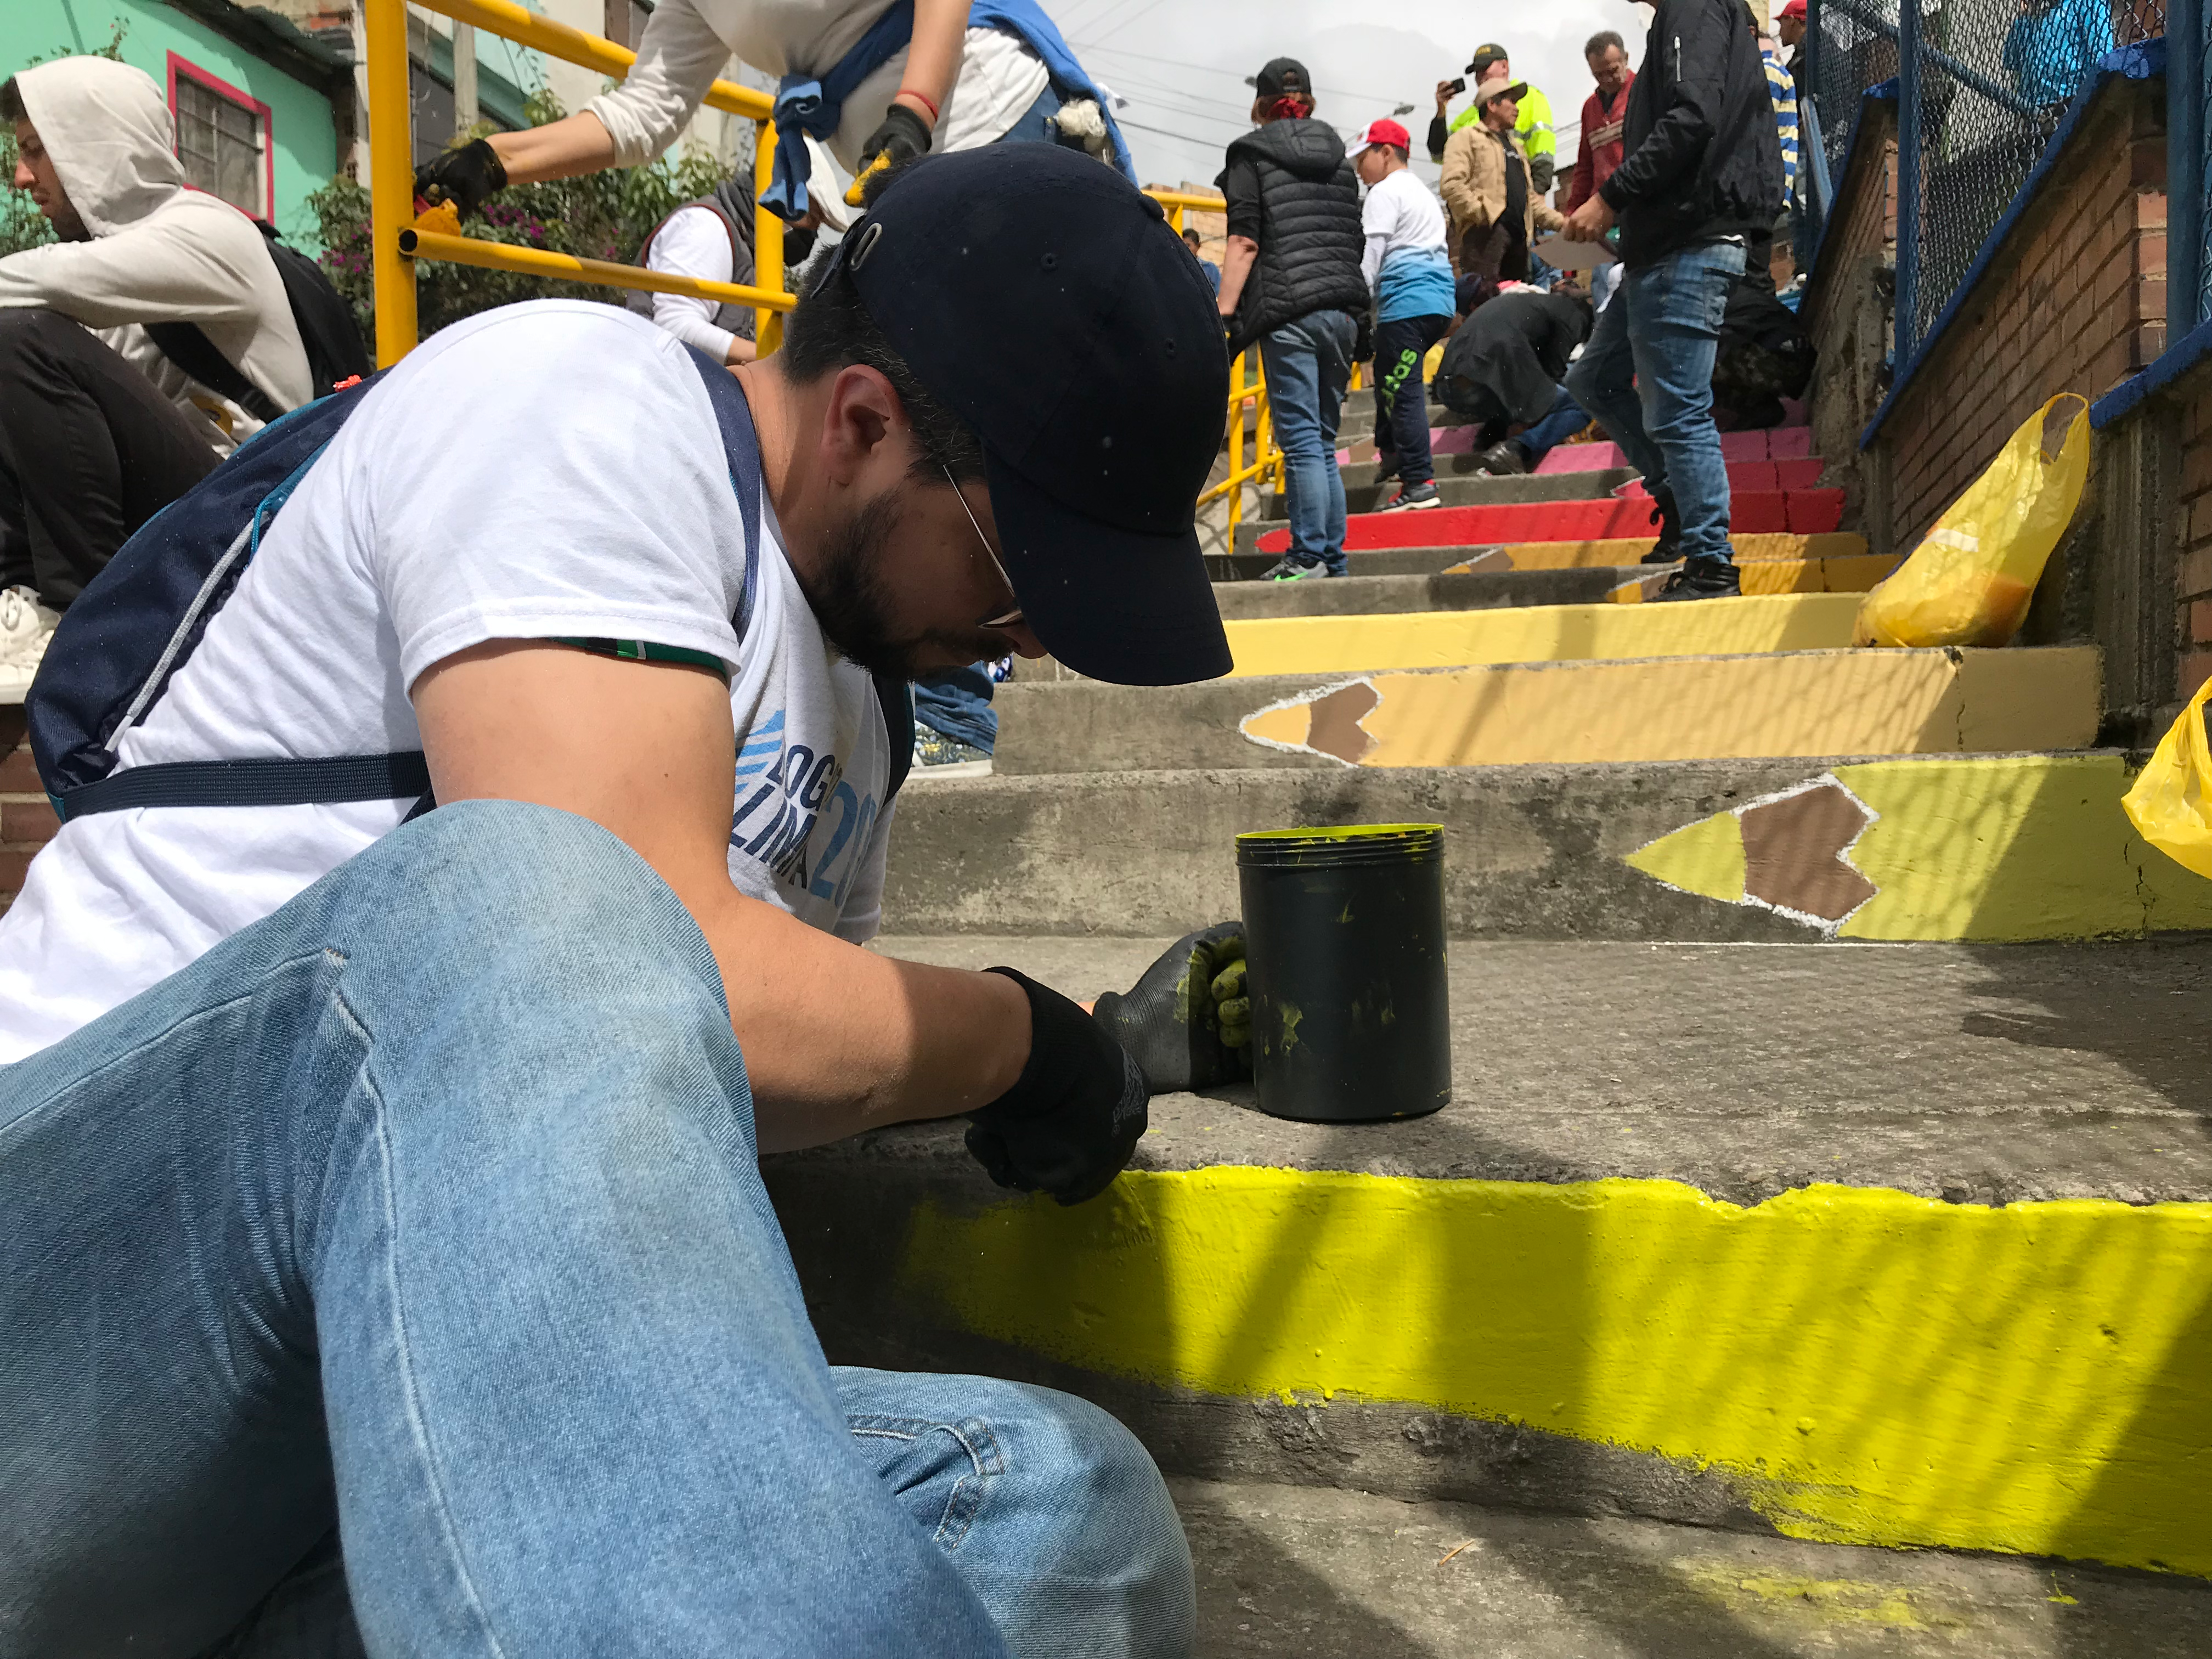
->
[1799, 101, 1899, 534]
[2172, 362, 2212, 701]
[1867, 76, 2167, 551]
[0, 708, 55, 911]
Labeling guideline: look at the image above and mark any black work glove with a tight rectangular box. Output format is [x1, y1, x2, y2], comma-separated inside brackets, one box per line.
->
[858, 102, 933, 177]
[1353, 307, 1376, 364]
[966, 967, 1148, 1207]
[1091, 922, 1250, 1096]
[782, 225, 817, 269]
[413, 138, 508, 218]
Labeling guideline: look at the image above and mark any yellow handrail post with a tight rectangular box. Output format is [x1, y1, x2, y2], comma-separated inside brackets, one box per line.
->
[1226, 350, 1245, 535]
[1252, 362, 1272, 515]
[753, 121, 784, 355]
[364, 0, 417, 365]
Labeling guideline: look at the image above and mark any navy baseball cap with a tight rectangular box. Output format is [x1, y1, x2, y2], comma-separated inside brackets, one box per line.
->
[824, 144, 1233, 686]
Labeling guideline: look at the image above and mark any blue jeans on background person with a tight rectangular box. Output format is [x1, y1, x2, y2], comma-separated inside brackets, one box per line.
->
[0, 802, 1194, 1658]
[914, 663, 998, 753]
[1516, 383, 1591, 467]
[1260, 308, 1356, 575]
[1564, 239, 1749, 566]
[1371, 313, 1452, 489]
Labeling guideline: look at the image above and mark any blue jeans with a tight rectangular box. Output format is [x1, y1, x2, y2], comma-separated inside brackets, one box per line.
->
[1259, 308, 1356, 575]
[1517, 383, 1590, 465]
[0, 803, 1193, 1657]
[915, 663, 998, 752]
[1371, 313, 1451, 489]
[1565, 239, 1749, 565]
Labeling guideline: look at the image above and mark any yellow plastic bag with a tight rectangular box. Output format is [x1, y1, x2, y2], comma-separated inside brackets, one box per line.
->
[1853, 393, 2090, 648]
[2123, 678, 2212, 879]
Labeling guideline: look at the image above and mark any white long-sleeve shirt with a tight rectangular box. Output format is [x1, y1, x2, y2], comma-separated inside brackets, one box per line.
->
[588, 0, 1047, 173]
[0, 57, 308, 453]
[646, 204, 749, 361]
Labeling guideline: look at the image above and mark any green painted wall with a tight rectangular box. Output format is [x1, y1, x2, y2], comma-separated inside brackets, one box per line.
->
[3, 1, 337, 247]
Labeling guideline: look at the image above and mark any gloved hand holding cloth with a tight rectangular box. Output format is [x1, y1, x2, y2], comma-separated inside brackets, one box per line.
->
[967, 968, 1149, 1206]
[413, 138, 508, 219]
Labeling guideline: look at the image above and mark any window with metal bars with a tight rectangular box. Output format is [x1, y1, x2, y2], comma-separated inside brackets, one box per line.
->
[172, 66, 268, 220]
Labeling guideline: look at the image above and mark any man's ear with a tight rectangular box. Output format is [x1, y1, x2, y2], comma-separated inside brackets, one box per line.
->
[816, 363, 910, 489]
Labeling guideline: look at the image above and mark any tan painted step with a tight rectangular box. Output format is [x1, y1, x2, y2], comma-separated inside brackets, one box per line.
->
[1444, 532, 1872, 572]
[1233, 645, 2100, 768]
[1605, 554, 1901, 600]
[1223, 591, 1867, 678]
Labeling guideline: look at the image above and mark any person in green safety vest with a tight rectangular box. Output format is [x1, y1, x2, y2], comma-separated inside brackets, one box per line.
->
[1427, 43, 1559, 194]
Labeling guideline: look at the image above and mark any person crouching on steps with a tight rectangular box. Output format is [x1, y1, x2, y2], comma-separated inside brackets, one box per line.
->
[1215, 57, 1367, 582]
[1350, 119, 1455, 514]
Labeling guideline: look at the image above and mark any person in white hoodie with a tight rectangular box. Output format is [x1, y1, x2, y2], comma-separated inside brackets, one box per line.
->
[0, 56, 309, 692]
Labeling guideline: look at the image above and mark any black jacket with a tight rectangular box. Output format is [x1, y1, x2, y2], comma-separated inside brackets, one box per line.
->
[1216, 119, 1367, 353]
[1598, 0, 1785, 267]
[1435, 291, 1592, 427]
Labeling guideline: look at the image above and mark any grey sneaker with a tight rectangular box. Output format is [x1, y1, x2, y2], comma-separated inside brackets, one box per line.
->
[1377, 482, 1442, 512]
[912, 729, 994, 778]
[1261, 555, 1330, 581]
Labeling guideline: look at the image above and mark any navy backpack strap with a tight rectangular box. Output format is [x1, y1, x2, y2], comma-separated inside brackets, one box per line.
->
[683, 347, 764, 633]
[872, 670, 914, 803]
[58, 753, 430, 820]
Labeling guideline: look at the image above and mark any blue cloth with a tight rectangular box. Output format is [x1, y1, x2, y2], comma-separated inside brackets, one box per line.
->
[1372, 312, 1451, 488]
[1565, 239, 1749, 566]
[763, 0, 1135, 222]
[1376, 247, 1455, 324]
[1198, 258, 1222, 296]
[2003, 0, 2113, 107]
[0, 800, 1197, 1654]
[1518, 383, 1590, 463]
[914, 663, 998, 751]
[1260, 309, 1356, 575]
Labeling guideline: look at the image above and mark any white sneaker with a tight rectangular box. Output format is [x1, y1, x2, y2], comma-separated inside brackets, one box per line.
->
[0, 586, 58, 703]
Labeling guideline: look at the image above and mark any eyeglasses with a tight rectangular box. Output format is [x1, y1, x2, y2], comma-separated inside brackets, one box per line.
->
[943, 464, 1024, 630]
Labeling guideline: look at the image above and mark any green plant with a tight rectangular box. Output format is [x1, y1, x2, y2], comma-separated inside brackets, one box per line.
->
[312, 89, 743, 357]
[0, 22, 129, 258]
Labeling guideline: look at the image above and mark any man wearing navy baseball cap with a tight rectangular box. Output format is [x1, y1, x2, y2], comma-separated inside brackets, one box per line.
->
[0, 143, 1226, 1657]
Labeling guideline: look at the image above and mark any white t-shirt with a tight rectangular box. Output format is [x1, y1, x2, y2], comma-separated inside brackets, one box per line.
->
[0, 302, 895, 1062]
[590, 0, 1051, 174]
[1359, 167, 1451, 291]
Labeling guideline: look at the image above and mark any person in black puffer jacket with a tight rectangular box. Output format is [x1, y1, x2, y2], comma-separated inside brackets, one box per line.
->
[1215, 57, 1368, 581]
[1560, 0, 1784, 601]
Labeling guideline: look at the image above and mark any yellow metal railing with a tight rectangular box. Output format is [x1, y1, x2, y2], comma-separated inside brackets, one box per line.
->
[364, 0, 791, 365]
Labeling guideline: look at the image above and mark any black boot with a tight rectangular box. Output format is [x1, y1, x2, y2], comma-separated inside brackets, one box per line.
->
[1650, 558, 1742, 602]
[1640, 485, 1683, 564]
[1476, 440, 1528, 477]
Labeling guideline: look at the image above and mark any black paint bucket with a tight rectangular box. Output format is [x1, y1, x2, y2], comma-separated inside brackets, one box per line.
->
[1235, 823, 1451, 1124]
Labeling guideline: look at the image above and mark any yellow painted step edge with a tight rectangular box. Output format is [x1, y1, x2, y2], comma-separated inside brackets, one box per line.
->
[902, 1168, 2212, 1579]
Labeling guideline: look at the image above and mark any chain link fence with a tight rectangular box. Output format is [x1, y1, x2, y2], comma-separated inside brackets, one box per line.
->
[1808, 0, 2168, 356]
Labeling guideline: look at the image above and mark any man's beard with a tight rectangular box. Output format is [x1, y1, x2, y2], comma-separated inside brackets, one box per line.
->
[794, 490, 1012, 678]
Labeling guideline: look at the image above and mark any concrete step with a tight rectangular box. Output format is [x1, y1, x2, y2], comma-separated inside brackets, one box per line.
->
[1539, 426, 1815, 470]
[768, 933, 2212, 1582]
[885, 751, 2212, 942]
[1209, 569, 1649, 622]
[1204, 532, 1871, 585]
[1234, 491, 1848, 558]
[1171, 1476, 2212, 1657]
[1335, 454, 1634, 493]
[991, 647, 2100, 774]
[1220, 592, 1865, 678]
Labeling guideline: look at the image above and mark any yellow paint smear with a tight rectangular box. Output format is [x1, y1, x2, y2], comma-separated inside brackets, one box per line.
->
[1238, 648, 2098, 768]
[1495, 532, 1869, 571]
[1223, 593, 1865, 679]
[901, 1169, 2212, 1577]
[1611, 555, 1903, 601]
[1626, 806, 1746, 901]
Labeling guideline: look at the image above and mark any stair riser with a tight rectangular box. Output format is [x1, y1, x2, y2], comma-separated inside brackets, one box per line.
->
[886, 754, 2212, 943]
[1237, 492, 1847, 557]
[1208, 569, 1634, 622]
[1276, 461, 1824, 520]
[994, 648, 2100, 774]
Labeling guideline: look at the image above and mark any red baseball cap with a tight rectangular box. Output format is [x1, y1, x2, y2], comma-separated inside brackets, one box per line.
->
[1779, 0, 1808, 18]
[1352, 117, 1413, 155]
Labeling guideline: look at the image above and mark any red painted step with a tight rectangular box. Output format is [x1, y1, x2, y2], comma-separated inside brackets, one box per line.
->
[1255, 488, 1847, 553]
[1613, 458, 1827, 495]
